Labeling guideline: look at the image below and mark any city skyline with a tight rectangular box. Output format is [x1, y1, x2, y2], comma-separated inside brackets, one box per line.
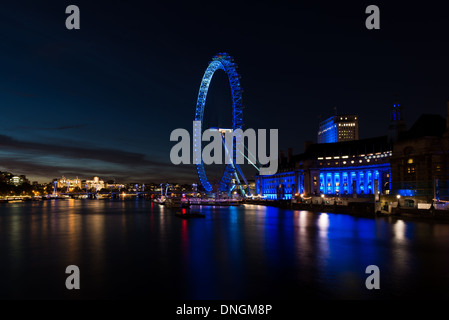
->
[2, 97, 447, 186]
[1, 1, 449, 184]
[3, 0, 449, 304]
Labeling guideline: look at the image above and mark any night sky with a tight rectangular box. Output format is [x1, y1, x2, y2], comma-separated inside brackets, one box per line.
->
[1, 0, 449, 184]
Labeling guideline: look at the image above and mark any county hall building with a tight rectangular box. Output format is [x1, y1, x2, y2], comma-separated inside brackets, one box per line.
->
[255, 102, 449, 204]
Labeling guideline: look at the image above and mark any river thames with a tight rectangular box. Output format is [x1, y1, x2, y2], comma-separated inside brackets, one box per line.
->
[1, 199, 449, 300]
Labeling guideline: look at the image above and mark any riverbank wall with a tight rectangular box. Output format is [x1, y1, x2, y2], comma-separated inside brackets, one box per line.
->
[243, 199, 449, 222]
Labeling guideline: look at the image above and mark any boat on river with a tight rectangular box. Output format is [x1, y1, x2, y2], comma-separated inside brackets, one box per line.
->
[175, 209, 205, 219]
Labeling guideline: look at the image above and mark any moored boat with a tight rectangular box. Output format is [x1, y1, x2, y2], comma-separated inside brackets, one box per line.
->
[175, 211, 206, 219]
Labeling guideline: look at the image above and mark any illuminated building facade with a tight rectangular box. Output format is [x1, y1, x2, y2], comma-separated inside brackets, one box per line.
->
[9, 175, 29, 186]
[1, 172, 29, 186]
[256, 102, 449, 202]
[57, 176, 82, 190]
[256, 136, 392, 200]
[318, 115, 359, 143]
[105, 182, 125, 190]
[84, 176, 105, 191]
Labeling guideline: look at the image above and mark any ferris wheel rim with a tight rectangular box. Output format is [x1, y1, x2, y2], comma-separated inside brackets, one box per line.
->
[194, 53, 243, 193]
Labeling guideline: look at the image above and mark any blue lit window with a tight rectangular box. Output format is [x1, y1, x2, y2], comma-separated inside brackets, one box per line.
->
[326, 173, 332, 194]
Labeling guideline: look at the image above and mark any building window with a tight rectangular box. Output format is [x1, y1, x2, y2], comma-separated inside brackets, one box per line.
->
[405, 164, 416, 182]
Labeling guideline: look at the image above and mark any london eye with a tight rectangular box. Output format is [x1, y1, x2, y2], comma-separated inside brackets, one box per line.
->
[194, 53, 251, 195]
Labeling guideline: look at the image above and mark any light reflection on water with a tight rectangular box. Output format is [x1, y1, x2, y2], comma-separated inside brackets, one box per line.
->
[1, 200, 449, 299]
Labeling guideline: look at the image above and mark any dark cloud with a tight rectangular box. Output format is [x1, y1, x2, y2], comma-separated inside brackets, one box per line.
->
[0, 133, 161, 167]
[12, 124, 88, 131]
[0, 157, 113, 179]
[0, 133, 197, 183]
[0, 155, 196, 183]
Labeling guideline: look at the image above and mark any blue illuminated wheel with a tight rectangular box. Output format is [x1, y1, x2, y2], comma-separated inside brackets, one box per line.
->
[194, 53, 243, 193]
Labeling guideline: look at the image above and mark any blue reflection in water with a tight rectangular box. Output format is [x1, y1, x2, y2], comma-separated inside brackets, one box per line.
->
[1, 201, 449, 299]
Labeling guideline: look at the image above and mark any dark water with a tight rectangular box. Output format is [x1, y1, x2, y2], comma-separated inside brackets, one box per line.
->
[1, 199, 449, 300]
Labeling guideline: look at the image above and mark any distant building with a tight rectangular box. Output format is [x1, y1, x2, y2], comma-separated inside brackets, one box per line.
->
[105, 181, 125, 190]
[318, 114, 359, 143]
[57, 176, 81, 190]
[9, 175, 27, 186]
[0, 172, 12, 183]
[147, 183, 158, 191]
[84, 176, 105, 191]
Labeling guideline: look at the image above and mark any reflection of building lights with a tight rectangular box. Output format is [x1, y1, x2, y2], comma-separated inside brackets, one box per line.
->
[318, 213, 330, 230]
[394, 220, 406, 240]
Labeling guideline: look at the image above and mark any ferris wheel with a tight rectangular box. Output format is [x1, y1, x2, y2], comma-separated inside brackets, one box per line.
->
[194, 53, 251, 195]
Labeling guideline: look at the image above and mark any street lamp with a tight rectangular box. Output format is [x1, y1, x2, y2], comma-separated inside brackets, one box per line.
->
[321, 194, 325, 205]
[396, 194, 401, 208]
